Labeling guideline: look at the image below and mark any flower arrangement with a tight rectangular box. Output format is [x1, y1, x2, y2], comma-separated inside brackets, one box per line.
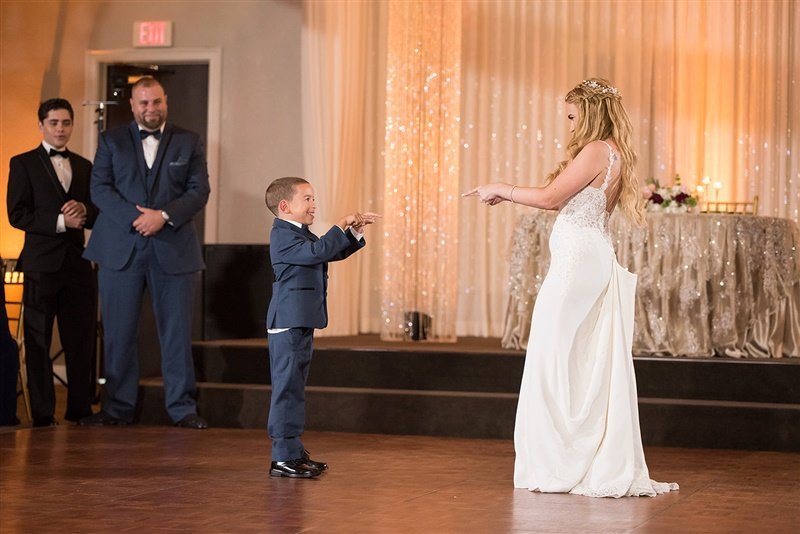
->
[642, 174, 698, 213]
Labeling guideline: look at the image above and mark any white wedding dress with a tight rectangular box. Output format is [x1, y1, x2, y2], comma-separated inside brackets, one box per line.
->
[513, 141, 679, 498]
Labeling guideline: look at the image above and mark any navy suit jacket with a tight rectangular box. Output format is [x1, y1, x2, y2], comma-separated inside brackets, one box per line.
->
[7, 145, 97, 273]
[267, 218, 365, 329]
[84, 121, 210, 274]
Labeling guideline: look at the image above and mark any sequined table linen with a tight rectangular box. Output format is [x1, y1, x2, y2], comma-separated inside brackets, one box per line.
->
[502, 212, 800, 358]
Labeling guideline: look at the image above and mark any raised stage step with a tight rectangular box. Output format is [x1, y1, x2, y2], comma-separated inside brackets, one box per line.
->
[133, 336, 800, 451]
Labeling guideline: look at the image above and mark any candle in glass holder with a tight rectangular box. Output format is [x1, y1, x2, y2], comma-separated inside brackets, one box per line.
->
[695, 185, 705, 212]
[713, 181, 722, 202]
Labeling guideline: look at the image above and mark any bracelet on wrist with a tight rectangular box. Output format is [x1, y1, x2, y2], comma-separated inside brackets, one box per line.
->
[510, 185, 518, 203]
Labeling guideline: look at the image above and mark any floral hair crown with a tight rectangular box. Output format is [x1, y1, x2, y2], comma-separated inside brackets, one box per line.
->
[581, 79, 620, 97]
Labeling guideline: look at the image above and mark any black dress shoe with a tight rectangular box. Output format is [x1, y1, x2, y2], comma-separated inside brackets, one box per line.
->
[174, 414, 208, 429]
[78, 411, 130, 426]
[32, 416, 57, 427]
[302, 449, 328, 471]
[270, 459, 320, 478]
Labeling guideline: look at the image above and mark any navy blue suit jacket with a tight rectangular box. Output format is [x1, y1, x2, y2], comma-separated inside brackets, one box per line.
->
[267, 218, 365, 329]
[7, 145, 97, 273]
[84, 121, 210, 274]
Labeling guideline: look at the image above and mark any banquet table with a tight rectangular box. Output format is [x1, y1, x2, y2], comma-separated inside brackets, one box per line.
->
[501, 211, 800, 358]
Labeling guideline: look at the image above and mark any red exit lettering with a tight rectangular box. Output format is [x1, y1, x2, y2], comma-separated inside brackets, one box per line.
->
[133, 21, 172, 48]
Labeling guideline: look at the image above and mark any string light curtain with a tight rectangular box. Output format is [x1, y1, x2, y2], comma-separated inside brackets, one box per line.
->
[381, 0, 462, 341]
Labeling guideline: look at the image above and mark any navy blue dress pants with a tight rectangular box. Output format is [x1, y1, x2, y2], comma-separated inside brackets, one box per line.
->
[267, 327, 313, 461]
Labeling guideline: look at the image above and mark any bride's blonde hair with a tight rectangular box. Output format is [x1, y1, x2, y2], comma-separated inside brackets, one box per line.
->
[546, 78, 646, 226]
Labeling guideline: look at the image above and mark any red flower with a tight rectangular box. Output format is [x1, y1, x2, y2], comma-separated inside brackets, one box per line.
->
[673, 192, 689, 204]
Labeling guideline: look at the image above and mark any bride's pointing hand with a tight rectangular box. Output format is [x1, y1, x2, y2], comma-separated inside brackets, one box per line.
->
[462, 183, 509, 206]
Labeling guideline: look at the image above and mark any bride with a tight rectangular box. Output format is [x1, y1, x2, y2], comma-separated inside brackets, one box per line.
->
[464, 78, 678, 498]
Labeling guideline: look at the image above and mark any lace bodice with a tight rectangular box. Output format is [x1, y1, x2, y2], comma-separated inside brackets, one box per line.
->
[555, 141, 618, 241]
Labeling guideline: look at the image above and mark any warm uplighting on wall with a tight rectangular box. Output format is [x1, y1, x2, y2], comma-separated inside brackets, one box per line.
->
[381, 0, 461, 342]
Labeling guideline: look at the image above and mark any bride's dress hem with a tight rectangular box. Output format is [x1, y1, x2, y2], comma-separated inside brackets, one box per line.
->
[515, 480, 679, 499]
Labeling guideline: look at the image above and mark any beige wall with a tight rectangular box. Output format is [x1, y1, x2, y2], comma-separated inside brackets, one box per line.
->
[1, 0, 303, 259]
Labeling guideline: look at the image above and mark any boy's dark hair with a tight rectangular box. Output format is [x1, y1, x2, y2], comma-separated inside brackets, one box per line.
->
[265, 177, 309, 216]
[38, 98, 74, 122]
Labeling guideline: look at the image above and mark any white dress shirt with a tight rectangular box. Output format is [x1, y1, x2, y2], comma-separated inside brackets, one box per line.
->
[42, 141, 71, 233]
[139, 125, 164, 168]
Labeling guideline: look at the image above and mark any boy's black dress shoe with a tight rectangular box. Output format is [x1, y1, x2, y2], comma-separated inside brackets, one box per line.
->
[175, 414, 208, 429]
[270, 459, 320, 478]
[302, 449, 328, 471]
[78, 411, 130, 426]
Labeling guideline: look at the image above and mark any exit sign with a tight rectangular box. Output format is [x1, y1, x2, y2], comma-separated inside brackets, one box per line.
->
[133, 21, 173, 48]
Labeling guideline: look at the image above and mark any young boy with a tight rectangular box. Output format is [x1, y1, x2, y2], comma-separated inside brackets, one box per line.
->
[264, 176, 378, 478]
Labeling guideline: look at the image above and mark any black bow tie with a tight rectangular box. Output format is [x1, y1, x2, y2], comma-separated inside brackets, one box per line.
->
[48, 148, 68, 158]
[139, 129, 162, 140]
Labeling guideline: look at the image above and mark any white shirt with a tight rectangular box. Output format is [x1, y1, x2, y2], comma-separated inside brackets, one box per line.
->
[139, 125, 164, 168]
[267, 220, 363, 335]
[42, 141, 72, 233]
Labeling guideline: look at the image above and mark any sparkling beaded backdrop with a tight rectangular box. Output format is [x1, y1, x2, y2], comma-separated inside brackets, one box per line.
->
[381, 0, 461, 341]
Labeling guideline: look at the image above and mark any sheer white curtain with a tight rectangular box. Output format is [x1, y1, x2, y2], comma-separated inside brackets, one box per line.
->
[301, 0, 798, 338]
[301, 1, 386, 336]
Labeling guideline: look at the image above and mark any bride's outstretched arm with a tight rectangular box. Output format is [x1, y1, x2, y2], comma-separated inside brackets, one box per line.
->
[462, 182, 555, 208]
[462, 141, 609, 210]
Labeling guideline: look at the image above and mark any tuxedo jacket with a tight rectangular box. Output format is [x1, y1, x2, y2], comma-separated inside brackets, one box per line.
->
[267, 218, 365, 330]
[83, 121, 210, 274]
[7, 145, 98, 273]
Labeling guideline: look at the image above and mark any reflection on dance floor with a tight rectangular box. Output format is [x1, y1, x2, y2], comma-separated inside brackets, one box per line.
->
[1, 426, 798, 531]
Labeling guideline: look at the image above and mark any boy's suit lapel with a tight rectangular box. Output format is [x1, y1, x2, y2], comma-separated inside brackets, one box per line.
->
[275, 218, 318, 242]
[302, 225, 319, 242]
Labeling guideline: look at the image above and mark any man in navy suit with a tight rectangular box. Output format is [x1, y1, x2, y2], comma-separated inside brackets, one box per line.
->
[265, 177, 378, 478]
[7, 98, 98, 426]
[81, 77, 210, 429]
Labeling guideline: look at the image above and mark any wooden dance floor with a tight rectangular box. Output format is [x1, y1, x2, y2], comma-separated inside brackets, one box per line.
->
[1, 425, 798, 532]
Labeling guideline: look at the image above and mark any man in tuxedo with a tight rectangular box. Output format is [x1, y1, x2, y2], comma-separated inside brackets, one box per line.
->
[6, 98, 98, 426]
[81, 77, 210, 429]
